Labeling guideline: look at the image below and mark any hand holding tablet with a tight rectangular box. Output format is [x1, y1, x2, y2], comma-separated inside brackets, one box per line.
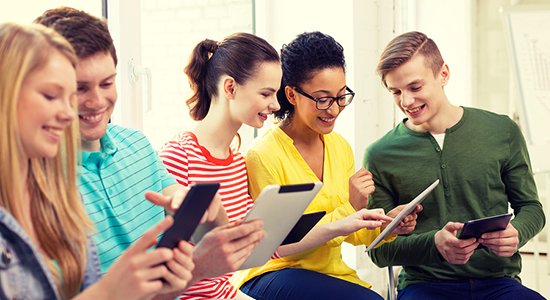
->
[365, 179, 439, 252]
[157, 182, 220, 249]
[458, 213, 513, 249]
[237, 182, 323, 270]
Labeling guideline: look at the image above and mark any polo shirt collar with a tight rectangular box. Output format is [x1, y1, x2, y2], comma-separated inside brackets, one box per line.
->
[81, 129, 119, 163]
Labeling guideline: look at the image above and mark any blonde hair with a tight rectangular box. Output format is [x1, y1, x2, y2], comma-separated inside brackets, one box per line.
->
[0, 22, 93, 299]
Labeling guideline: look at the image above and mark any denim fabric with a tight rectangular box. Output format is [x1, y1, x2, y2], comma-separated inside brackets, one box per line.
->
[397, 278, 546, 300]
[0, 206, 101, 299]
[240, 268, 384, 300]
[81, 235, 102, 290]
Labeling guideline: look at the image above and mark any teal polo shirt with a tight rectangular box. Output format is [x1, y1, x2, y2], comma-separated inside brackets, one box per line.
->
[79, 124, 177, 273]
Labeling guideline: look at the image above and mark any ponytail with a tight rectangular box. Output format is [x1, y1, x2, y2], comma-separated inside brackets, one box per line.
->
[184, 33, 279, 121]
[184, 39, 218, 121]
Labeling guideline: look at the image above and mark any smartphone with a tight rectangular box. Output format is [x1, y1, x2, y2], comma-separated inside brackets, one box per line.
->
[156, 182, 220, 249]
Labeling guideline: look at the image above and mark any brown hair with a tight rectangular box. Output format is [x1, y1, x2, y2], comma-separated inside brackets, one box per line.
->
[34, 6, 117, 66]
[377, 31, 444, 88]
[0, 22, 92, 299]
[184, 32, 280, 121]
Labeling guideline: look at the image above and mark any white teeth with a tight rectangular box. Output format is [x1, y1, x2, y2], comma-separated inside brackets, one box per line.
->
[320, 117, 335, 122]
[47, 128, 62, 135]
[81, 114, 101, 121]
[407, 107, 421, 113]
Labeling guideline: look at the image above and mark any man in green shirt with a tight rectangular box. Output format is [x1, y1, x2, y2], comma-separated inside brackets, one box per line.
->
[364, 31, 545, 299]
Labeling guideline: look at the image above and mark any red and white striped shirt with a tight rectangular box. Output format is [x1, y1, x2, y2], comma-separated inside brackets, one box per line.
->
[158, 131, 254, 299]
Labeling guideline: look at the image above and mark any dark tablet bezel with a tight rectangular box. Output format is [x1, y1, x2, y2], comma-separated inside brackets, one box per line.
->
[458, 212, 513, 240]
[281, 211, 326, 246]
[156, 182, 219, 249]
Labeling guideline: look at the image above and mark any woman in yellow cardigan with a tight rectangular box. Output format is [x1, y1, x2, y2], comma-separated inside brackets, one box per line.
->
[231, 31, 422, 300]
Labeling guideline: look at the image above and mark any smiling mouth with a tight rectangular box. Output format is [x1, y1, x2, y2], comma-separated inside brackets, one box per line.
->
[80, 113, 102, 121]
[319, 117, 335, 122]
[407, 105, 425, 114]
[45, 127, 63, 135]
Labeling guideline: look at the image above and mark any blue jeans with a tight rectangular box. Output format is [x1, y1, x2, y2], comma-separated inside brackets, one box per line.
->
[240, 268, 384, 300]
[397, 278, 546, 300]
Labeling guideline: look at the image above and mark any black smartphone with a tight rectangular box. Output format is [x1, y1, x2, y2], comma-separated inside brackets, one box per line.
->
[156, 182, 220, 249]
[280, 211, 326, 246]
[457, 212, 513, 249]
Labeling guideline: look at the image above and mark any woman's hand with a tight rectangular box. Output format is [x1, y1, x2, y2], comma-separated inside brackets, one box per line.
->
[331, 208, 394, 237]
[382, 204, 423, 235]
[348, 168, 375, 211]
[76, 217, 194, 300]
[146, 186, 223, 224]
[191, 219, 265, 283]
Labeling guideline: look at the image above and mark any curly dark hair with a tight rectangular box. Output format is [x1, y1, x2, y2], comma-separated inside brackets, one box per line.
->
[274, 31, 346, 121]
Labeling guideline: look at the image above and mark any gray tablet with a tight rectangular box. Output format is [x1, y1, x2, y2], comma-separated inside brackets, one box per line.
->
[237, 182, 323, 270]
[365, 179, 439, 252]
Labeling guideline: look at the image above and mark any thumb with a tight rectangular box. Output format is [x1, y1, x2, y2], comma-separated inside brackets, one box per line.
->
[444, 222, 464, 234]
[145, 191, 171, 209]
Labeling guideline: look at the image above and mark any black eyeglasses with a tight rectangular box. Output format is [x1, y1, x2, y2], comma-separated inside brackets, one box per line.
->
[293, 86, 355, 110]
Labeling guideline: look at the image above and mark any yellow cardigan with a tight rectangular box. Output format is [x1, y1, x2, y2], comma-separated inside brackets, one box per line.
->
[231, 125, 395, 289]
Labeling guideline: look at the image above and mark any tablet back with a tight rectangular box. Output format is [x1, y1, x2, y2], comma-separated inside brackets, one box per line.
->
[365, 179, 439, 252]
[237, 182, 323, 270]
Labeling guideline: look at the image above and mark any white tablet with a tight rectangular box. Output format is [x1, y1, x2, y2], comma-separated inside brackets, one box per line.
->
[237, 182, 323, 270]
[365, 179, 439, 252]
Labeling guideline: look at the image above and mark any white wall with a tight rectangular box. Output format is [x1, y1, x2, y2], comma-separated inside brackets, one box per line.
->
[141, 0, 254, 150]
[0, 0, 101, 24]
[395, 0, 472, 111]
[254, 0, 356, 148]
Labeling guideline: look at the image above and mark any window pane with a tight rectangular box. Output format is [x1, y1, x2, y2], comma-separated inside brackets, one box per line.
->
[140, 0, 255, 151]
[1, 1, 101, 24]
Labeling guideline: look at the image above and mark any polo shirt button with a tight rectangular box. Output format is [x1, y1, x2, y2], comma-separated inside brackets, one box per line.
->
[441, 164, 446, 169]
[436, 147, 441, 151]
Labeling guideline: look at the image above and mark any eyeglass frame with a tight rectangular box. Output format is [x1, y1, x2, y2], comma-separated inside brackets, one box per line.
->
[292, 86, 355, 110]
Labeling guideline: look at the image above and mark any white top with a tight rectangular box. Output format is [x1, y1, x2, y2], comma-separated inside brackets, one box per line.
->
[433, 133, 445, 149]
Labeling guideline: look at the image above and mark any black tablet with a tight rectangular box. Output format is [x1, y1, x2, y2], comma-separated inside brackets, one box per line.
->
[458, 213, 513, 249]
[156, 182, 219, 249]
[281, 211, 326, 246]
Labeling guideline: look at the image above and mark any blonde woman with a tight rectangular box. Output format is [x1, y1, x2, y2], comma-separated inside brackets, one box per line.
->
[0, 22, 193, 300]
